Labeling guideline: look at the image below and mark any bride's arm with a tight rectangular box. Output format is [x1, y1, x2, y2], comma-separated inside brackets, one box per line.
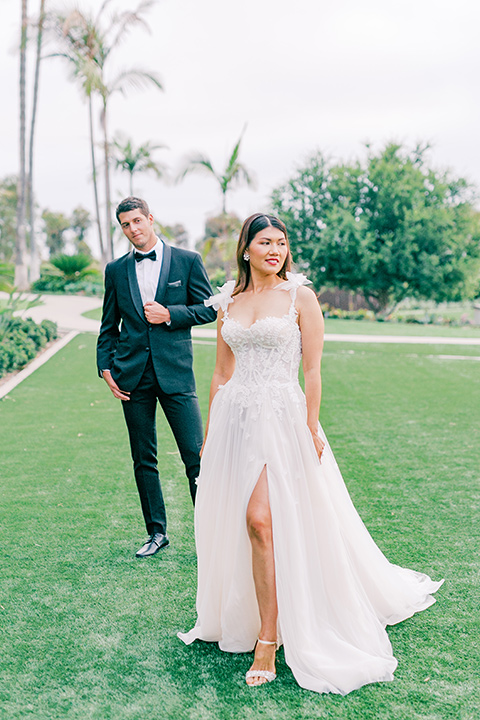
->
[201, 308, 235, 455]
[297, 287, 325, 459]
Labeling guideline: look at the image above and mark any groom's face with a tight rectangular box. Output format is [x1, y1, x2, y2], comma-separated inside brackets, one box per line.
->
[119, 210, 156, 251]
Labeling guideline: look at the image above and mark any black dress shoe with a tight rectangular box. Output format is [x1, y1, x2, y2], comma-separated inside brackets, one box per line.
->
[135, 532, 169, 558]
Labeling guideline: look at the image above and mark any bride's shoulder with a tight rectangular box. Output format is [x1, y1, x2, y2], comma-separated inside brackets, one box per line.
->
[296, 284, 319, 311]
[296, 284, 317, 301]
[286, 275, 322, 317]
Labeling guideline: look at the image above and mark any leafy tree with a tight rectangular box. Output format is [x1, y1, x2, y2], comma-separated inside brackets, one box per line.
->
[197, 213, 242, 282]
[42, 209, 70, 256]
[156, 222, 189, 249]
[272, 144, 480, 315]
[179, 128, 254, 213]
[0, 177, 19, 262]
[113, 135, 167, 195]
[70, 206, 92, 255]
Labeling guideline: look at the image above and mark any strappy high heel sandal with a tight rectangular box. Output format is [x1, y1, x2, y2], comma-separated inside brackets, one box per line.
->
[245, 638, 277, 685]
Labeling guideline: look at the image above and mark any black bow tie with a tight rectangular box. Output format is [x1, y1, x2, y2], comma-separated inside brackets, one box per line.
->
[134, 250, 156, 262]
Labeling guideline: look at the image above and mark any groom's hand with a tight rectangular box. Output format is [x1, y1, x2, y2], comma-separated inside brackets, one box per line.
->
[144, 301, 171, 324]
[102, 370, 131, 401]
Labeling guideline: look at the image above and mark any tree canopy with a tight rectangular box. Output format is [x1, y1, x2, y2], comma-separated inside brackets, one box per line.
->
[272, 143, 480, 314]
[196, 213, 242, 285]
[42, 209, 70, 256]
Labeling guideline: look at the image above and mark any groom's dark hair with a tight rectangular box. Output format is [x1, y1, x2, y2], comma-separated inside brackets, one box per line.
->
[116, 197, 150, 222]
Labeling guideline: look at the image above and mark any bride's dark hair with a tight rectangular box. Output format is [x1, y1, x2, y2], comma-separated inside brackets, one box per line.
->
[234, 213, 292, 296]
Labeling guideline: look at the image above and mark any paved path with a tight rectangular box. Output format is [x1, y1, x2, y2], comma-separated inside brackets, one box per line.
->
[6, 292, 103, 333]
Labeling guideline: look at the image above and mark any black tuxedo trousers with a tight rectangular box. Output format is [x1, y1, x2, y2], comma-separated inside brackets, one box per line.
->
[122, 355, 202, 535]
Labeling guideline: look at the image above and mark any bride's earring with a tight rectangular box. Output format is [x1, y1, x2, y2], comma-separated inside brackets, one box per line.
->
[243, 251, 250, 262]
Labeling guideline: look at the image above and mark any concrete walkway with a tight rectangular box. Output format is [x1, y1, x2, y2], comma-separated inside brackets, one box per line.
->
[7, 292, 103, 333]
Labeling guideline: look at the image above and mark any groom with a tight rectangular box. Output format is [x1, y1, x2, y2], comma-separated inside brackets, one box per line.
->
[96, 197, 216, 558]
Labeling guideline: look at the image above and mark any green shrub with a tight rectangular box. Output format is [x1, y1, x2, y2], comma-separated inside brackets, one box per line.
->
[322, 305, 376, 321]
[0, 317, 58, 379]
[31, 254, 104, 296]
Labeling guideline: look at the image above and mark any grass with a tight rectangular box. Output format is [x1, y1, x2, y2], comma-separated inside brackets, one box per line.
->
[0, 335, 479, 719]
[82, 306, 103, 321]
[324, 318, 480, 338]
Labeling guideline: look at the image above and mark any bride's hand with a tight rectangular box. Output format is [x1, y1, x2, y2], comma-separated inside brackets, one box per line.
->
[310, 429, 325, 462]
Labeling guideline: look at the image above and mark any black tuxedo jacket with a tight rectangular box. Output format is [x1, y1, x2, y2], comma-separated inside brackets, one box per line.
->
[96, 241, 216, 394]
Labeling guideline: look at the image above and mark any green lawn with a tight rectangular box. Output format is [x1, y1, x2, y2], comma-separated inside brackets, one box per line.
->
[325, 318, 480, 338]
[0, 335, 478, 719]
[82, 306, 103, 321]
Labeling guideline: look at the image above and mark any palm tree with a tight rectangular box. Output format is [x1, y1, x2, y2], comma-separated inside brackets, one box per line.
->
[15, 0, 29, 290]
[50, 14, 106, 262]
[52, 0, 163, 262]
[27, 0, 47, 282]
[179, 128, 254, 277]
[112, 134, 167, 195]
[178, 127, 254, 214]
[99, 68, 163, 260]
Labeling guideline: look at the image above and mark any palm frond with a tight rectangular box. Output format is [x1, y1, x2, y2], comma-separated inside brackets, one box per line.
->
[225, 124, 247, 177]
[104, 0, 155, 58]
[108, 68, 163, 96]
[227, 162, 255, 188]
[177, 154, 217, 183]
[95, 0, 115, 25]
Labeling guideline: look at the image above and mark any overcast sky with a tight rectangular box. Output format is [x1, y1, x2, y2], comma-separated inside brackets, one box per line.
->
[1, 0, 479, 256]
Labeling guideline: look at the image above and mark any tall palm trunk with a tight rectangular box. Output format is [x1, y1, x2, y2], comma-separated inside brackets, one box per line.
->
[27, 0, 46, 283]
[102, 97, 113, 262]
[15, 0, 29, 290]
[89, 96, 106, 265]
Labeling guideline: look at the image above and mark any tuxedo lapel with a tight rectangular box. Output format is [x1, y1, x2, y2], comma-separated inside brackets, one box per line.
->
[127, 250, 148, 323]
[154, 241, 172, 305]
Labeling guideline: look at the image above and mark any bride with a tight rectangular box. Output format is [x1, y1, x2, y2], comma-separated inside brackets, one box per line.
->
[178, 213, 443, 694]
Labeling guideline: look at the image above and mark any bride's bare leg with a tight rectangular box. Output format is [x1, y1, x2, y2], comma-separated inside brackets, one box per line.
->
[245, 466, 277, 686]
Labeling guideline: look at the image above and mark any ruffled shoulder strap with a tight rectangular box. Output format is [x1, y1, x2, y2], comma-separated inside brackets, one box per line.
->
[204, 279, 236, 313]
[277, 272, 312, 318]
[279, 271, 312, 292]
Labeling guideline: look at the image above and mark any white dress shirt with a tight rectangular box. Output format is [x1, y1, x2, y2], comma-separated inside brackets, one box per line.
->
[135, 238, 163, 305]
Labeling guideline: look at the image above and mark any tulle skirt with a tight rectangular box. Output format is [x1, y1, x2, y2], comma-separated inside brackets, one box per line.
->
[178, 381, 443, 694]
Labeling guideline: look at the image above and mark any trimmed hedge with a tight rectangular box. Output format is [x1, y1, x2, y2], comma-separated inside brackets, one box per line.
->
[31, 276, 104, 296]
[0, 317, 57, 378]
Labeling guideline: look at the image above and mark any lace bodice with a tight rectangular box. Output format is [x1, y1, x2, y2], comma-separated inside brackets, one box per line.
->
[205, 273, 311, 413]
[222, 312, 301, 387]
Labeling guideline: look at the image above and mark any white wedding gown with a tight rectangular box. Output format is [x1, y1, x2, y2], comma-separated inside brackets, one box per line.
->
[178, 273, 443, 695]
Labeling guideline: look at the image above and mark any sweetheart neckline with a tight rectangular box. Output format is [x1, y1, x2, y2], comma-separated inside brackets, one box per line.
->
[223, 313, 298, 332]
